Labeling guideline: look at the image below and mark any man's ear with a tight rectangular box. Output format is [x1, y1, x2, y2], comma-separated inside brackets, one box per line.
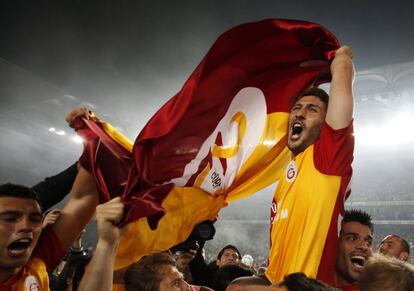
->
[399, 251, 409, 261]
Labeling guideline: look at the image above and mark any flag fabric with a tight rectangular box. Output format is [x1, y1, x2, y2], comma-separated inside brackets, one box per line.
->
[74, 18, 339, 270]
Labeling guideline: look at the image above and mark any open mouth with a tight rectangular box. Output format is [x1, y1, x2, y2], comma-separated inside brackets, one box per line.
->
[291, 123, 303, 137]
[8, 238, 32, 255]
[350, 255, 366, 269]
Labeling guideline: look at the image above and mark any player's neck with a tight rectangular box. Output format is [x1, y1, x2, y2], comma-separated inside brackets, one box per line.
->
[333, 270, 356, 289]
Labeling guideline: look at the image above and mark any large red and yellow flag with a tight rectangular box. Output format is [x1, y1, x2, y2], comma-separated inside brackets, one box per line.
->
[74, 19, 339, 269]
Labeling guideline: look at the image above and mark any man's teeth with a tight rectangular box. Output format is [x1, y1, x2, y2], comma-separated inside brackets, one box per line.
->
[15, 238, 31, 244]
[350, 255, 366, 268]
[292, 123, 303, 135]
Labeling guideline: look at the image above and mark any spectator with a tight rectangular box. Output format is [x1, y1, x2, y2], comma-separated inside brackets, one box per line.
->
[187, 242, 241, 287]
[357, 254, 414, 291]
[124, 252, 193, 291]
[378, 234, 410, 261]
[334, 209, 373, 290]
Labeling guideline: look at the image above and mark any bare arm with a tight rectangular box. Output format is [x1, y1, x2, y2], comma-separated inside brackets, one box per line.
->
[50, 107, 98, 249]
[78, 197, 125, 291]
[51, 166, 99, 250]
[326, 45, 355, 129]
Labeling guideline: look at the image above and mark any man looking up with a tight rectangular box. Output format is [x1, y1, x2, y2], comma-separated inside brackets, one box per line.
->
[334, 209, 373, 290]
[264, 45, 355, 285]
[379, 234, 410, 261]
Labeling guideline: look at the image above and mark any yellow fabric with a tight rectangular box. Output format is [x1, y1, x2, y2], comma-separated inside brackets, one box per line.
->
[115, 187, 226, 269]
[265, 145, 341, 283]
[225, 112, 290, 202]
[90, 113, 134, 152]
[13, 257, 50, 291]
[112, 112, 291, 270]
[212, 111, 246, 158]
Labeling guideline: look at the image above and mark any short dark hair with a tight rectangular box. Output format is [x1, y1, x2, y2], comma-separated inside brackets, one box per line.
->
[124, 252, 176, 291]
[294, 87, 329, 109]
[280, 272, 340, 291]
[0, 183, 41, 207]
[343, 209, 374, 233]
[217, 245, 241, 260]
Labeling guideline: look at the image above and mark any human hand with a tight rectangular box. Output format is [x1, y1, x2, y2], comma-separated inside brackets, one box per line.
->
[330, 45, 354, 80]
[42, 209, 61, 228]
[334, 45, 353, 59]
[95, 197, 126, 245]
[65, 107, 91, 128]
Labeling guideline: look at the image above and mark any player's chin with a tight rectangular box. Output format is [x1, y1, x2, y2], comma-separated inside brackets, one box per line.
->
[4, 255, 31, 269]
[287, 139, 303, 153]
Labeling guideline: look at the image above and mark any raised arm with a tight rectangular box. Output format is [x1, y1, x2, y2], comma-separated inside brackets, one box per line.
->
[51, 166, 98, 250]
[326, 45, 355, 129]
[78, 197, 125, 291]
[48, 107, 99, 249]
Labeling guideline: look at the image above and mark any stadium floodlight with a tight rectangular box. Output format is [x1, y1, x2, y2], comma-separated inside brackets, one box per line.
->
[355, 113, 414, 146]
[72, 135, 83, 144]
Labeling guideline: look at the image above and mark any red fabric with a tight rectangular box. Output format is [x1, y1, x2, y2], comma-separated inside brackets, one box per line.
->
[32, 226, 66, 272]
[314, 122, 354, 285]
[314, 121, 354, 176]
[75, 19, 339, 228]
[0, 273, 18, 291]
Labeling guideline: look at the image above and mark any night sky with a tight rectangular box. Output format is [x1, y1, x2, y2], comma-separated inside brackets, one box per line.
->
[2, 0, 414, 106]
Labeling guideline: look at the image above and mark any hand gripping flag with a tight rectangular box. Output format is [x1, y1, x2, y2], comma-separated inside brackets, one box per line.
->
[74, 19, 339, 270]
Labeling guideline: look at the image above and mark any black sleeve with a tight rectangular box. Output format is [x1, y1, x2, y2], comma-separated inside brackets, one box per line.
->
[189, 240, 215, 287]
[32, 162, 78, 212]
